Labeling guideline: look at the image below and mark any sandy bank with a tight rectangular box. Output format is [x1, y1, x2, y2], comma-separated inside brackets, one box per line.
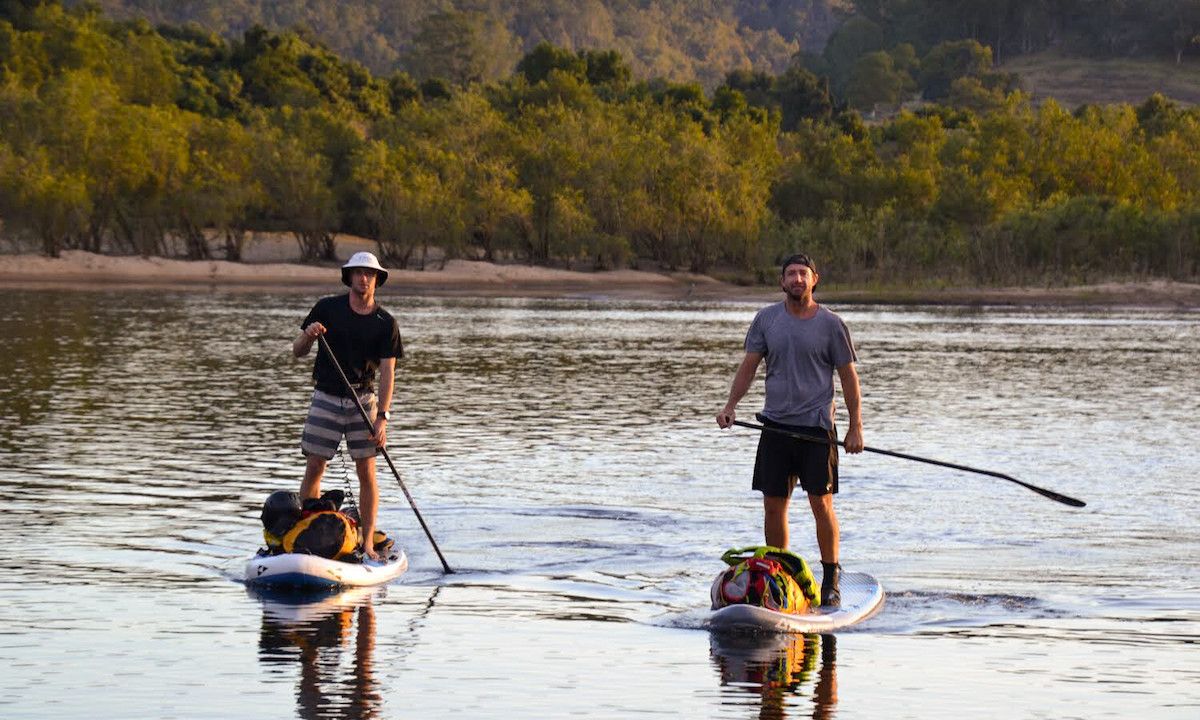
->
[1, 250, 1198, 308]
[0, 249, 740, 301]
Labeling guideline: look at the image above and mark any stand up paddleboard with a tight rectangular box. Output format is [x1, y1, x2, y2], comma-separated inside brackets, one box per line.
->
[708, 571, 884, 633]
[244, 548, 408, 589]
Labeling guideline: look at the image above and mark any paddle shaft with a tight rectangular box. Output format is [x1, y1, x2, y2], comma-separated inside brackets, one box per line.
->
[317, 334, 454, 573]
[731, 420, 1086, 508]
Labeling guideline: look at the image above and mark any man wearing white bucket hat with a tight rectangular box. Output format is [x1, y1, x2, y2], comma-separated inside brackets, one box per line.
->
[292, 251, 403, 560]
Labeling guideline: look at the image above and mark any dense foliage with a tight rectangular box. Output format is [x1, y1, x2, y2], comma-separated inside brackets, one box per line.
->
[2, 1, 1198, 285]
[838, 0, 1200, 64]
[80, 1, 1200, 85]
[804, 1, 1200, 110]
[74, 0, 842, 88]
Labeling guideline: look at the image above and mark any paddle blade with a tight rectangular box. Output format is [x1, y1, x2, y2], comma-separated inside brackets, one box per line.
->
[1018, 480, 1087, 508]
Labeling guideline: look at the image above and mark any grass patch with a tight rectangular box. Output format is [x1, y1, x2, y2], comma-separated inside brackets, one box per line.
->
[1002, 52, 1200, 107]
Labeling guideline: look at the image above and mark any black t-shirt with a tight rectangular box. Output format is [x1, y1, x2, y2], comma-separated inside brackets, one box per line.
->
[301, 294, 403, 396]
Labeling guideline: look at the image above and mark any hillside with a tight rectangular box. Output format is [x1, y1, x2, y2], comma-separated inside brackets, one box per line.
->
[1005, 53, 1200, 108]
[73, 0, 848, 87]
[73, 1, 1200, 107]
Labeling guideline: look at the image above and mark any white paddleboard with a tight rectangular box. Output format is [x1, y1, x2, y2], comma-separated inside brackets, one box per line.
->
[244, 548, 408, 589]
[708, 571, 884, 633]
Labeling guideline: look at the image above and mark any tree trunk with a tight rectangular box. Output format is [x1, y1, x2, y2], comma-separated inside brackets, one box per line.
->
[224, 228, 246, 261]
[41, 231, 61, 258]
[473, 226, 495, 262]
[295, 231, 338, 263]
[181, 219, 211, 260]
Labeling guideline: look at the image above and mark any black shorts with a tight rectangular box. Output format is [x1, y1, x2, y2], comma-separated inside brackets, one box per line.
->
[752, 419, 839, 498]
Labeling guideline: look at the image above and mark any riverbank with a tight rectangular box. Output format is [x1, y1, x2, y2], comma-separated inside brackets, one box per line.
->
[1, 249, 1198, 308]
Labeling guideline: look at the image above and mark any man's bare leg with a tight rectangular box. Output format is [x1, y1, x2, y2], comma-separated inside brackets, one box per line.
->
[300, 454, 327, 500]
[763, 495, 791, 549]
[808, 492, 841, 606]
[807, 493, 839, 563]
[355, 455, 380, 560]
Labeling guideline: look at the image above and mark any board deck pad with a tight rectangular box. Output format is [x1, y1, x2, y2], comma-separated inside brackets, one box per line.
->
[708, 571, 884, 633]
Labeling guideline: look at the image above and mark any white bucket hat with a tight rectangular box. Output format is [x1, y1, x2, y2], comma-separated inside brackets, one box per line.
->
[341, 251, 388, 287]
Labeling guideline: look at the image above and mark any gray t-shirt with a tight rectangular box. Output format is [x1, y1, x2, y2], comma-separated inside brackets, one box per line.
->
[744, 303, 857, 430]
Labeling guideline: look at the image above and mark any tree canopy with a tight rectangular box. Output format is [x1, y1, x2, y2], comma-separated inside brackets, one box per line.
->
[1, 1, 1198, 286]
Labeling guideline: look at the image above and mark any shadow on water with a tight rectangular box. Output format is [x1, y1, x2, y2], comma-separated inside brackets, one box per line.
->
[709, 632, 838, 720]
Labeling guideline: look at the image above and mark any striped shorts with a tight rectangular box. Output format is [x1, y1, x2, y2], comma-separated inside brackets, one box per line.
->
[300, 389, 380, 460]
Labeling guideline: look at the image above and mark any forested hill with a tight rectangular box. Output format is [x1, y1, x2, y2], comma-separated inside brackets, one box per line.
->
[4, 0, 1198, 286]
[73, 1, 1200, 90]
[69, 0, 846, 88]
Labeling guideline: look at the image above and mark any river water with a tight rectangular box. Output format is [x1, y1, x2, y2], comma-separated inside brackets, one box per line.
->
[0, 288, 1196, 719]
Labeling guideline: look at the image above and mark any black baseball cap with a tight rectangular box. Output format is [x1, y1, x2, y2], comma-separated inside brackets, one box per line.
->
[779, 253, 817, 275]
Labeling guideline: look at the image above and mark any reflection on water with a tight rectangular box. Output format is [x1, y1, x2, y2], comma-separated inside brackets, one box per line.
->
[710, 632, 837, 720]
[254, 586, 384, 719]
[251, 584, 446, 720]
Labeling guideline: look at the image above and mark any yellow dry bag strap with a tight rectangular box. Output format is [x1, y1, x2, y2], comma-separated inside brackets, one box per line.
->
[721, 545, 775, 566]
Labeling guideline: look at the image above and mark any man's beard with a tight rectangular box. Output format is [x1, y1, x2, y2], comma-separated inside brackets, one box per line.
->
[784, 285, 809, 302]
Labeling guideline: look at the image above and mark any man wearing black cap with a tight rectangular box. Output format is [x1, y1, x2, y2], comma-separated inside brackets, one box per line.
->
[292, 251, 403, 560]
[716, 253, 863, 606]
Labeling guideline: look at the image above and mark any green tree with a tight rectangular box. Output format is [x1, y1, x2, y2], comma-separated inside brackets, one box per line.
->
[821, 15, 886, 92]
[935, 101, 1035, 225]
[1145, 108, 1200, 208]
[404, 10, 519, 86]
[0, 144, 91, 256]
[512, 101, 596, 264]
[582, 48, 631, 91]
[1136, 93, 1186, 138]
[351, 139, 458, 268]
[33, 69, 192, 255]
[773, 65, 835, 130]
[445, 95, 532, 263]
[516, 41, 587, 85]
[772, 121, 881, 222]
[845, 50, 908, 111]
[105, 18, 183, 106]
[366, 93, 530, 265]
[946, 76, 1006, 114]
[175, 116, 264, 259]
[252, 120, 338, 262]
[918, 39, 992, 100]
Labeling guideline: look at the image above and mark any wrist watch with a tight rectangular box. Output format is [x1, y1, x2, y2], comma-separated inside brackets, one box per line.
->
[378, 410, 390, 421]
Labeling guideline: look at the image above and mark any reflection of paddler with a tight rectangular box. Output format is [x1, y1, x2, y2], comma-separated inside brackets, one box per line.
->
[709, 632, 837, 720]
[253, 586, 382, 720]
[813, 634, 837, 719]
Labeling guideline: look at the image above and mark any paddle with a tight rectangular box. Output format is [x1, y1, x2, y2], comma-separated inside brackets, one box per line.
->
[731, 419, 1087, 508]
[317, 334, 454, 573]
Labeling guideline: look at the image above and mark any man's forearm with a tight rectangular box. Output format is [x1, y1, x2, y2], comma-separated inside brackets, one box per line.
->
[376, 359, 396, 410]
[293, 330, 314, 358]
[838, 364, 862, 429]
